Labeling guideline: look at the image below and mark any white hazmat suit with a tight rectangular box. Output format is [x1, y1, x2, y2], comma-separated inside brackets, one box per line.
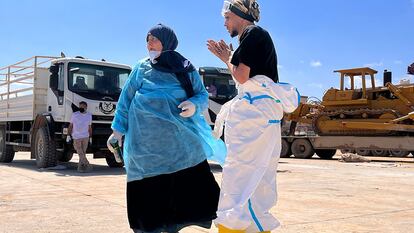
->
[213, 75, 300, 232]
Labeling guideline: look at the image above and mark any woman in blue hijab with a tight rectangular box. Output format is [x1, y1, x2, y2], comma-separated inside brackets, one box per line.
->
[108, 24, 226, 233]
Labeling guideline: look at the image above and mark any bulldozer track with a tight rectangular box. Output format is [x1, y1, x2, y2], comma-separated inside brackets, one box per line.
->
[312, 108, 402, 136]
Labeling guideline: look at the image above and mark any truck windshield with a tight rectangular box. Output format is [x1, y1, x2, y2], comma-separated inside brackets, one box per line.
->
[68, 62, 130, 101]
[203, 74, 237, 104]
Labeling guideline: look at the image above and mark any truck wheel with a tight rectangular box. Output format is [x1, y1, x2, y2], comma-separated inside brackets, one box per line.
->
[35, 127, 57, 168]
[0, 125, 15, 163]
[291, 139, 314, 159]
[58, 151, 73, 162]
[389, 150, 410, 157]
[315, 149, 336, 160]
[356, 149, 371, 156]
[280, 139, 292, 158]
[105, 152, 124, 168]
[371, 149, 388, 156]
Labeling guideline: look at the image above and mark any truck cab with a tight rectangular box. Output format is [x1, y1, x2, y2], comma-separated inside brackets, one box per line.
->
[198, 67, 236, 125]
[48, 57, 130, 122]
[48, 57, 131, 166]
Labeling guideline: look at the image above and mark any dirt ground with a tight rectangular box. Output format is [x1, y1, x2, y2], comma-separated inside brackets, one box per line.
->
[1, 152, 413, 233]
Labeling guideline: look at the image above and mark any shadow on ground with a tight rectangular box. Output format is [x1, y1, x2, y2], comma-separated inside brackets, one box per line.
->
[0, 158, 126, 177]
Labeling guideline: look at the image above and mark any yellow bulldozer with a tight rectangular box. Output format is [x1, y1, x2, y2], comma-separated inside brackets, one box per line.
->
[288, 67, 414, 136]
[282, 66, 414, 158]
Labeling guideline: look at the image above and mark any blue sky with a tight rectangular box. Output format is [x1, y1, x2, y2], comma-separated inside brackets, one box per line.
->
[0, 0, 413, 98]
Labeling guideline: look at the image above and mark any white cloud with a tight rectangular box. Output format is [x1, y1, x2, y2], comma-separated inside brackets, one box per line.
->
[399, 74, 413, 84]
[363, 61, 383, 68]
[310, 60, 322, 67]
[394, 60, 403, 64]
[308, 83, 324, 89]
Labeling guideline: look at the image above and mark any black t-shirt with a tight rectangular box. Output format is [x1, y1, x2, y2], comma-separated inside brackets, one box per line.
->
[231, 25, 279, 82]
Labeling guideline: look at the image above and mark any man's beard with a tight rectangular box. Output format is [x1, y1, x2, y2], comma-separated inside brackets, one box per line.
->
[230, 29, 238, 38]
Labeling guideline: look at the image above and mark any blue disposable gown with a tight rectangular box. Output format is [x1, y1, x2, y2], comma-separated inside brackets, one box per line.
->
[112, 59, 226, 182]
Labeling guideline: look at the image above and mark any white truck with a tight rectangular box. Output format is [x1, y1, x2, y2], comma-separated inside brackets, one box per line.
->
[0, 55, 131, 168]
[198, 67, 237, 126]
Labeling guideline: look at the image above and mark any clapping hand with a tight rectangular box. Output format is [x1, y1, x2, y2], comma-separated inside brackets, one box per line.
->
[207, 39, 233, 63]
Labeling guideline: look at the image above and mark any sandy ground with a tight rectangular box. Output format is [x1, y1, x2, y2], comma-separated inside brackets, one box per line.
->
[1, 152, 413, 233]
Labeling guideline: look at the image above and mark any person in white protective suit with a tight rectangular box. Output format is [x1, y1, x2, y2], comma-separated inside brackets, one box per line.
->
[207, 1, 300, 232]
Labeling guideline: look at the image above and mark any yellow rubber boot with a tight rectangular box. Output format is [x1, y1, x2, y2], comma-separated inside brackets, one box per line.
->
[259, 231, 271, 233]
[217, 224, 246, 233]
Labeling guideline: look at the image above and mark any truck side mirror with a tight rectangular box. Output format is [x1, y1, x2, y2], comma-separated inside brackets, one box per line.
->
[49, 64, 59, 90]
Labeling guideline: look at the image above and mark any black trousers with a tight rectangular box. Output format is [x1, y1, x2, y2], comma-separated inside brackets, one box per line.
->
[127, 160, 220, 232]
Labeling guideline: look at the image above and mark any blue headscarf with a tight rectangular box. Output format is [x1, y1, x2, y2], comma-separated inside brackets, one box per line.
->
[147, 24, 195, 97]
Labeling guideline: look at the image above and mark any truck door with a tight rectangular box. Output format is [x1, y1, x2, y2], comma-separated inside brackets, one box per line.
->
[47, 63, 65, 121]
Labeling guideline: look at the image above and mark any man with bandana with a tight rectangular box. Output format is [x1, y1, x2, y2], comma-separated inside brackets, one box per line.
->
[208, 1, 299, 232]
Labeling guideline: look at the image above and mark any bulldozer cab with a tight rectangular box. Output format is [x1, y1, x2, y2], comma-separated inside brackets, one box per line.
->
[323, 67, 377, 105]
